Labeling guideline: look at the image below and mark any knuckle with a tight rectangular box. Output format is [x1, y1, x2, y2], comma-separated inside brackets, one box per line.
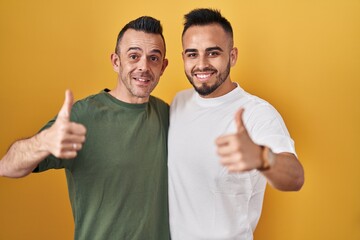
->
[234, 152, 242, 161]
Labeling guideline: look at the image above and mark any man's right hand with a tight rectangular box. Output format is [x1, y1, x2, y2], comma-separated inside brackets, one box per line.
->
[41, 90, 87, 159]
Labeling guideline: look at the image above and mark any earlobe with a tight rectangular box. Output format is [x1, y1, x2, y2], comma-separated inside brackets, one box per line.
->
[160, 58, 169, 76]
[110, 53, 120, 72]
[230, 48, 238, 66]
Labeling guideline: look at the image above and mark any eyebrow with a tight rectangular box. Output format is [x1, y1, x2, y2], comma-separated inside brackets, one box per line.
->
[184, 46, 224, 54]
[184, 48, 198, 54]
[206, 46, 223, 52]
[127, 47, 163, 56]
[127, 47, 142, 52]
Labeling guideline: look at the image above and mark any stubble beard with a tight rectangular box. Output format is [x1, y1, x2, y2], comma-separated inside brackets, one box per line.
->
[120, 71, 157, 99]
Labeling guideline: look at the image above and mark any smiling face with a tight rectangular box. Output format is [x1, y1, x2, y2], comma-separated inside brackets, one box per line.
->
[111, 29, 168, 103]
[182, 24, 238, 98]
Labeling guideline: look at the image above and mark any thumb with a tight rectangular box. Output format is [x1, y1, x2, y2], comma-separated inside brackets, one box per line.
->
[57, 89, 74, 121]
[235, 108, 245, 132]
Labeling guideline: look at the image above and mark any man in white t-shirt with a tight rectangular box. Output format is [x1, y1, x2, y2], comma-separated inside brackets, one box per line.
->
[168, 8, 305, 240]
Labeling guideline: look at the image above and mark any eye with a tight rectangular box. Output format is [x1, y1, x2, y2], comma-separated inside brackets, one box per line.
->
[208, 51, 220, 57]
[186, 53, 198, 58]
[129, 54, 139, 60]
[149, 55, 160, 62]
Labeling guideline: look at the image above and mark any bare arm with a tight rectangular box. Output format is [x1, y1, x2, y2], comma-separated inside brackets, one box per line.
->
[0, 90, 86, 178]
[258, 152, 304, 191]
[216, 108, 304, 191]
[0, 132, 51, 178]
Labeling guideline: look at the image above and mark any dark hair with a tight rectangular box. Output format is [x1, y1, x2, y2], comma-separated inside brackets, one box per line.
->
[115, 16, 166, 55]
[182, 8, 233, 40]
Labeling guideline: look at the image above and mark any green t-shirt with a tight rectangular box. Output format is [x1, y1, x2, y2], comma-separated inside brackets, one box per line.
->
[36, 89, 170, 240]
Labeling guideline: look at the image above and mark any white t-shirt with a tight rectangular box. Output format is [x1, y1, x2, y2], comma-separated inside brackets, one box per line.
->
[168, 84, 296, 240]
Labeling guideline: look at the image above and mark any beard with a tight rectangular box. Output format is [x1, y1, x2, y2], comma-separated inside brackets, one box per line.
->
[186, 61, 231, 96]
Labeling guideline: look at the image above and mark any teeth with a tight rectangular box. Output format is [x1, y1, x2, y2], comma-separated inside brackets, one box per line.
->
[137, 78, 149, 82]
[196, 73, 212, 79]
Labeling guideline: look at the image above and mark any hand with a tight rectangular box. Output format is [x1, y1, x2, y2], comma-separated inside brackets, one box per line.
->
[41, 90, 86, 159]
[215, 108, 263, 172]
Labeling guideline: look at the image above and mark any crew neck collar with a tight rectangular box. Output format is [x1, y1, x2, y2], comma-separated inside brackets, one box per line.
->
[194, 83, 244, 107]
[102, 88, 148, 109]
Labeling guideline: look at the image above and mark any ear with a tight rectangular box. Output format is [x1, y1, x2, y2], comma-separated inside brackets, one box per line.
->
[110, 53, 120, 72]
[182, 51, 186, 61]
[230, 47, 238, 67]
[160, 58, 169, 76]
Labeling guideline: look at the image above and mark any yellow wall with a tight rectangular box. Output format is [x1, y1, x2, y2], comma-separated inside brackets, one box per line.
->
[1, 0, 359, 239]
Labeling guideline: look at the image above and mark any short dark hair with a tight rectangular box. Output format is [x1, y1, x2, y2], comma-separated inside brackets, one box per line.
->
[182, 8, 233, 40]
[115, 16, 166, 55]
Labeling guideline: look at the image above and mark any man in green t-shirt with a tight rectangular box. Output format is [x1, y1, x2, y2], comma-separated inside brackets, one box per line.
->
[0, 16, 170, 240]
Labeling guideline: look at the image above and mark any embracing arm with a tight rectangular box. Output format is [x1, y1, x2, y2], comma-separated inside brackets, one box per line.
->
[216, 108, 304, 191]
[0, 90, 86, 178]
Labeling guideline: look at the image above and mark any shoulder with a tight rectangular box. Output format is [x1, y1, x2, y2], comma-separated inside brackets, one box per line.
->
[170, 88, 194, 107]
[72, 90, 113, 111]
[149, 96, 170, 121]
[149, 95, 169, 111]
[173, 88, 194, 100]
[238, 90, 279, 119]
[73, 91, 106, 106]
[70, 90, 108, 120]
[149, 95, 169, 106]
[236, 88, 288, 131]
[149, 96, 170, 127]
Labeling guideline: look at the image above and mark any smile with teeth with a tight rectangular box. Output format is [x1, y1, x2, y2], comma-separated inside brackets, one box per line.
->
[134, 77, 151, 82]
[194, 72, 214, 82]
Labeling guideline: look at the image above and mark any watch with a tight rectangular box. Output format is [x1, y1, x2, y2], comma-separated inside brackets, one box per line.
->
[258, 146, 275, 171]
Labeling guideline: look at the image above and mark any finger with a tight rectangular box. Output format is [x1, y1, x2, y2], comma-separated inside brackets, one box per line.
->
[62, 134, 86, 145]
[52, 145, 79, 159]
[58, 89, 74, 121]
[227, 164, 246, 173]
[216, 136, 239, 156]
[68, 122, 87, 136]
[59, 150, 78, 159]
[55, 143, 83, 158]
[65, 142, 83, 151]
[219, 152, 242, 165]
[215, 135, 232, 147]
[235, 108, 245, 132]
[225, 161, 249, 173]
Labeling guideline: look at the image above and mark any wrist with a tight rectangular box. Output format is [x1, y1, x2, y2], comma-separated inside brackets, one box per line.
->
[257, 146, 275, 171]
[35, 130, 51, 155]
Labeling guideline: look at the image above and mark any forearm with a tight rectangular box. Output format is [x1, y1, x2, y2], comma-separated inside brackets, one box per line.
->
[261, 152, 304, 191]
[0, 131, 50, 178]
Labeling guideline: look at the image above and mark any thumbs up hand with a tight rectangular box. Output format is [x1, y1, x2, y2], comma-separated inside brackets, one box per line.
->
[215, 108, 263, 172]
[57, 89, 74, 121]
[41, 90, 87, 159]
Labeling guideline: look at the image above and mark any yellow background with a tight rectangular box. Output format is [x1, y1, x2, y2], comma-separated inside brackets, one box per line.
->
[1, 0, 359, 239]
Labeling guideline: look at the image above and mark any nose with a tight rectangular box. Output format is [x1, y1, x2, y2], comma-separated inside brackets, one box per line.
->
[138, 56, 149, 72]
[197, 55, 209, 70]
